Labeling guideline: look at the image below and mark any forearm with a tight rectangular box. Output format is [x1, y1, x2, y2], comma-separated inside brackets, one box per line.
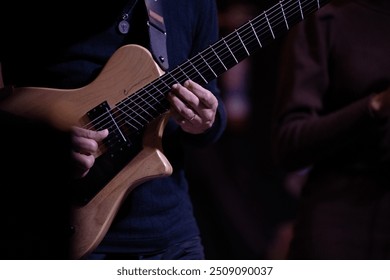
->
[273, 95, 377, 170]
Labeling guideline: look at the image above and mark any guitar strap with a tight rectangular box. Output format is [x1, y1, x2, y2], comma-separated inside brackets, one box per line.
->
[144, 0, 169, 71]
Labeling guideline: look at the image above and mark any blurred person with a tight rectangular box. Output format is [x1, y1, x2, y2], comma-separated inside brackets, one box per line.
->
[272, 0, 390, 259]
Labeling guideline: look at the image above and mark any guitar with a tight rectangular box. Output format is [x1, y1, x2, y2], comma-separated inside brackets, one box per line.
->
[0, 0, 330, 259]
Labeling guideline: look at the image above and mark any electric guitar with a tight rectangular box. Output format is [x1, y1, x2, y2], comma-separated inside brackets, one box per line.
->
[0, 0, 330, 259]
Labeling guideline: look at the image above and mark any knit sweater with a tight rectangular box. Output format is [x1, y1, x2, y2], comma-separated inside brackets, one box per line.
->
[0, 0, 227, 255]
[272, 0, 390, 259]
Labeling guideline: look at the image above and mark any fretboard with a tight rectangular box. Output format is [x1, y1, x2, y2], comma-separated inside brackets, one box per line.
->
[115, 0, 330, 134]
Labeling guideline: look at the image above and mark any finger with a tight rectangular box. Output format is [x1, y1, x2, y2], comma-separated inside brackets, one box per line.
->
[71, 151, 95, 178]
[71, 126, 109, 141]
[170, 83, 200, 108]
[181, 81, 217, 124]
[72, 151, 95, 169]
[183, 80, 218, 109]
[168, 88, 197, 121]
[72, 136, 99, 154]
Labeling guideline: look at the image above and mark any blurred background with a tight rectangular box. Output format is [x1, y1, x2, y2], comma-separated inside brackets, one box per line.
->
[187, 0, 302, 260]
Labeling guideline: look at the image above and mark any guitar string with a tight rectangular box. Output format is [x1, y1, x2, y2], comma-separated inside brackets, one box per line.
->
[84, 0, 323, 136]
[86, 0, 321, 142]
[83, 0, 319, 132]
[81, 0, 325, 138]
[124, 0, 320, 129]
[70, 0, 320, 259]
[92, 0, 322, 135]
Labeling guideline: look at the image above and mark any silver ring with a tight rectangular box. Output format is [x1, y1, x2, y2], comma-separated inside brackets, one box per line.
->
[189, 114, 196, 121]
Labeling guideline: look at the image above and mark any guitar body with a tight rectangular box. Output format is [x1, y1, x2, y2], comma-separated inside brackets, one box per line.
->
[0, 0, 330, 259]
[0, 45, 173, 259]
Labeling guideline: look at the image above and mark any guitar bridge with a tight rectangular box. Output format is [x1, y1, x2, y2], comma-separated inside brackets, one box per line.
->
[87, 101, 130, 157]
[72, 101, 144, 205]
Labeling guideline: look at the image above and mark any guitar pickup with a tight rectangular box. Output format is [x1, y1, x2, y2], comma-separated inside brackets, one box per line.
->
[86, 101, 142, 161]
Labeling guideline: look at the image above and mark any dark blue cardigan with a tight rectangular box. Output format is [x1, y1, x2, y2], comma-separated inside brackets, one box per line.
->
[1, 0, 226, 254]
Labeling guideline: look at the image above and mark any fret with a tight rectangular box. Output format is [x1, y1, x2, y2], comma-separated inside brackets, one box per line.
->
[125, 117, 140, 130]
[146, 86, 163, 113]
[298, 0, 304, 20]
[237, 31, 250, 56]
[118, 80, 169, 133]
[170, 71, 181, 83]
[202, 45, 228, 77]
[223, 38, 238, 64]
[280, 1, 289, 30]
[119, 104, 142, 127]
[249, 20, 263, 48]
[142, 87, 168, 117]
[118, 100, 142, 128]
[158, 77, 172, 91]
[265, 2, 289, 40]
[193, 51, 219, 83]
[123, 102, 148, 123]
[108, 107, 130, 135]
[146, 82, 166, 101]
[147, 86, 164, 106]
[211, 46, 228, 71]
[178, 67, 190, 80]
[188, 59, 208, 84]
[251, 13, 276, 49]
[264, 12, 275, 39]
[110, 111, 128, 137]
[283, 0, 304, 27]
[134, 98, 154, 119]
[168, 66, 190, 86]
[124, 117, 138, 130]
[116, 0, 332, 133]
[200, 54, 217, 78]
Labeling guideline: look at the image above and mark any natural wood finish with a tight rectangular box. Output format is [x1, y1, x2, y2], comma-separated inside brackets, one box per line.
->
[0, 45, 173, 259]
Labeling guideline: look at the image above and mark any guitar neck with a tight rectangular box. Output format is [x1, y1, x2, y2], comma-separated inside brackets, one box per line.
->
[114, 0, 330, 133]
[181, 0, 330, 83]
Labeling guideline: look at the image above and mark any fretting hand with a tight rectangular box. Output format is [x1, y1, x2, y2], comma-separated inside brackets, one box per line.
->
[167, 80, 218, 134]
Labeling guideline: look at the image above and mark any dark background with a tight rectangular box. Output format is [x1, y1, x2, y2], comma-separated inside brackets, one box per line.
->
[187, 0, 300, 260]
[0, 0, 300, 260]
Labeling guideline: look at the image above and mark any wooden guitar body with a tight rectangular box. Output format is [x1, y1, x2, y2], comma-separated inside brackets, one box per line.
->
[0, 0, 330, 259]
[0, 45, 173, 259]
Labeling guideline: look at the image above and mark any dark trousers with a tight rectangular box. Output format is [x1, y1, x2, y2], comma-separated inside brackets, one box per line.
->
[88, 236, 205, 260]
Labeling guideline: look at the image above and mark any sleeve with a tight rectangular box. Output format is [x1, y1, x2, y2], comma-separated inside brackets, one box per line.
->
[271, 12, 379, 171]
